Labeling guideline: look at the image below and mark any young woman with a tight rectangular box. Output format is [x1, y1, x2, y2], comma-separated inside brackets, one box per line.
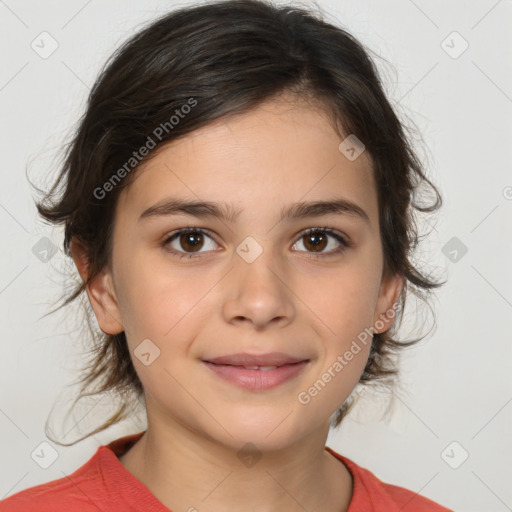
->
[1, 1, 452, 510]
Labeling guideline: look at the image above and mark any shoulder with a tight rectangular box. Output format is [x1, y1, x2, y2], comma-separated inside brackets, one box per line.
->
[0, 444, 115, 512]
[0, 433, 145, 512]
[326, 447, 454, 512]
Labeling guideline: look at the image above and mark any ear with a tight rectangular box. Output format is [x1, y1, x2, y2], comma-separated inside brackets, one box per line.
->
[372, 272, 404, 334]
[69, 236, 124, 335]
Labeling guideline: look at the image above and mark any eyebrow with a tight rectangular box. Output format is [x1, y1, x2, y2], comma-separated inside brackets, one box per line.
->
[138, 197, 370, 225]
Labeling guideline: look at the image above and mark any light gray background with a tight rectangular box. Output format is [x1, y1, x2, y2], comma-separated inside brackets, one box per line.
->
[1, 1, 511, 511]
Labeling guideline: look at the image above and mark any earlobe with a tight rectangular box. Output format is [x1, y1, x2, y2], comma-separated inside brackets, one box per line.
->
[69, 236, 124, 335]
[373, 273, 404, 334]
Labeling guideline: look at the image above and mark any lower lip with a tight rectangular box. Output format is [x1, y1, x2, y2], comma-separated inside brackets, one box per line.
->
[203, 361, 309, 391]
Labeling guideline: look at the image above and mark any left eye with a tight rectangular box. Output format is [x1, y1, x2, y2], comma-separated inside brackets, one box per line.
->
[291, 228, 348, 256]
[162, 227, 348, 259]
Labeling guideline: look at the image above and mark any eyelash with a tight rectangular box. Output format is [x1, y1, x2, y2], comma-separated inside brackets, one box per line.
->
[162, 227, 350, 260]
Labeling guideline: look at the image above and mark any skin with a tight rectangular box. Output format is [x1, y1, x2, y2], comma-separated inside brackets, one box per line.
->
[71, 94, 403, 512]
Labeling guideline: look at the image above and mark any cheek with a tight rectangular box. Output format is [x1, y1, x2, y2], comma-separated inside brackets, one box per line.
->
[114, 250, 207, 342]
[295, 261, 381, 335]
[293, 260, 380, 384]
[294, 273, 376, 417]
[114, 267, 207, 405]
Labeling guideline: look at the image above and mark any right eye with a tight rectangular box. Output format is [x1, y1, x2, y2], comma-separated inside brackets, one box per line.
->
[162, 228, 219, 259]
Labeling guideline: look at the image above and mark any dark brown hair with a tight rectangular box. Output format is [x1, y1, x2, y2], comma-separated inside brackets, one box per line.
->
[33, 0, 443, 443]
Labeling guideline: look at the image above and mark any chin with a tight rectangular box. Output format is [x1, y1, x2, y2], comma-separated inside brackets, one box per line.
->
[210, 407, 314, 453]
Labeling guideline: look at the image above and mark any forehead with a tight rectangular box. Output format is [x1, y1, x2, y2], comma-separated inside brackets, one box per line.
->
[116, 97, 378, 226]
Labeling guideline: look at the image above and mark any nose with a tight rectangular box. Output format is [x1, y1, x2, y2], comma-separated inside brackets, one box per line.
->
[221, 244, 295, 331]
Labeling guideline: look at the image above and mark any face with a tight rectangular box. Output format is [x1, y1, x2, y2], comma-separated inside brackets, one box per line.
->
[78, 95, 402, 451]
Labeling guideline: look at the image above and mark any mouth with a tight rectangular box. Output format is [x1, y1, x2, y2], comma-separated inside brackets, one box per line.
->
[202, 352, 310, 391]
[204, 352, 309, 367]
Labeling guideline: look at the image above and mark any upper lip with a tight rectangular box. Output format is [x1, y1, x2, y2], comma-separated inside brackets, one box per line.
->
[203, 352, 309, 367]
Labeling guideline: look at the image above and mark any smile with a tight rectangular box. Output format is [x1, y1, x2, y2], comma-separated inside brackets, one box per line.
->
[202, 359, 309, 391]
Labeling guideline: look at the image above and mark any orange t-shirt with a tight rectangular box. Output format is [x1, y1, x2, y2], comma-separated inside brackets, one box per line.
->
[0, 432, 453, 511]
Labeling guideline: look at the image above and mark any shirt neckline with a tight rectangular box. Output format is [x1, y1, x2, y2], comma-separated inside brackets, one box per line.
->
[97, 432, 361, 511]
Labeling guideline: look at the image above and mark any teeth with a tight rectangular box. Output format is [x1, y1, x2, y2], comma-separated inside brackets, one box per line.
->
[244, 365, 278, 370]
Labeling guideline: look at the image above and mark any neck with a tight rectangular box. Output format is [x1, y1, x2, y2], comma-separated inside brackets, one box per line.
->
[119, 413, 352, 512]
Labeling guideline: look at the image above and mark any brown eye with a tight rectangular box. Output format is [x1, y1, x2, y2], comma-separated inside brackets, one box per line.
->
[163, 228, 218, 257]
[179, 231, 204, 252]
[292, 228, 348, 257]
[302, 231, 328, 252]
